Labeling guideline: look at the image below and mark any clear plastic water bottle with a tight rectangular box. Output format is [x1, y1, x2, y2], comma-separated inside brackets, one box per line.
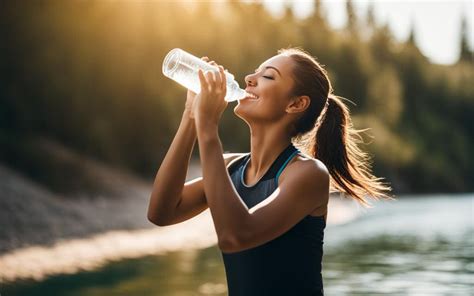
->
[162, 48, 247, 102]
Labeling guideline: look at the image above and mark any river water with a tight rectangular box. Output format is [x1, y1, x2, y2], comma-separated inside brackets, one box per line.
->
[2, 193, 473, 295]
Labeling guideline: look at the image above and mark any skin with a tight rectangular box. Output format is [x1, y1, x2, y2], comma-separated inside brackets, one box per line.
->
[148, 55, 330, 254]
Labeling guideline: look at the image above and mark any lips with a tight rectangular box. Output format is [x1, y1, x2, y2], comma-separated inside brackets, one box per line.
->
[244, 90, 260, 101]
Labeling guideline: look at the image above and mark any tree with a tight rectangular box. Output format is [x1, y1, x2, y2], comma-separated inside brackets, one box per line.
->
[366, 2, 376, 29]
[313, 0, 326, 22]
[407, 19, 417, 46]
[459, 13, 473, 62]
[364, 2, 376, 40]
[367, 66, 404, 127]
[283, 0, 294, 22]
[370, 22, 395, 64]
[345, 0, 359, 37]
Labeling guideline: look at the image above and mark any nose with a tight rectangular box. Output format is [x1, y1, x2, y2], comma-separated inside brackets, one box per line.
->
[245, 73, 256, 87]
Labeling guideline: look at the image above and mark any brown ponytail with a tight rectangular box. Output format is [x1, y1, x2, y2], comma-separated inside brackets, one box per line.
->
[279, 47, 394, 207]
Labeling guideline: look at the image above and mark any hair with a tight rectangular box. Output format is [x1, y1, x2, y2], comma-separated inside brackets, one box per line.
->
[278, 47, 394, 207]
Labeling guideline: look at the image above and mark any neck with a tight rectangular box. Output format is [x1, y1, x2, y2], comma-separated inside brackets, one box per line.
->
[247, 122, 293, 179]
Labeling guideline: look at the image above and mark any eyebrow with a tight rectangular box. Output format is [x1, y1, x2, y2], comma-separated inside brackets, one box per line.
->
[256, 66, 282, 76]
[266, 66, 282, 76]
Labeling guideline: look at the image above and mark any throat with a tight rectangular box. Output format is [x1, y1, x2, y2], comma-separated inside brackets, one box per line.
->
[245, 165, 269, 185]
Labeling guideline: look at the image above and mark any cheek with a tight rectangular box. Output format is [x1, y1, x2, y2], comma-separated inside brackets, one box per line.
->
[264, 99, 288, 118]
[261, 83, 291, 103]
[233, 84, 290, 119]
[234, 97, 287, 122]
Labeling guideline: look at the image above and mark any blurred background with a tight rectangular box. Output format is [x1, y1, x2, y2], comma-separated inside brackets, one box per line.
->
[0, 0, 472, 295]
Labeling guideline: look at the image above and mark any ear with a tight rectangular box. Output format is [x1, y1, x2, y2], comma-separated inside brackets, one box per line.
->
[286, 95, 310, 114]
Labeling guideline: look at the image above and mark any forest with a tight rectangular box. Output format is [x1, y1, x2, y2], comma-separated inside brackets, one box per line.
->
[1, 0, 472, 194]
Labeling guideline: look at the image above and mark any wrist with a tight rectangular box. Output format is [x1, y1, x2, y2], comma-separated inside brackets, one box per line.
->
[180, 111, 197, 138]
[196, 115, 218, 129]
[182, 109, 195, 123]
[196, 122, 219, 143]
[182, 106, 192, 116]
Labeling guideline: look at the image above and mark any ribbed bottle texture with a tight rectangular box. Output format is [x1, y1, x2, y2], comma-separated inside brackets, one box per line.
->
[162, 48, 247, 102]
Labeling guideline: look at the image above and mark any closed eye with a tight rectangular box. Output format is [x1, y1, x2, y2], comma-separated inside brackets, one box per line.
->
[255, 68, 274, 80]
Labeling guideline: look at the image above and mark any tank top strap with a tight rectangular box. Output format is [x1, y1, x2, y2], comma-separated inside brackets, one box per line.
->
[240, 144, 300, 186]
[226, 153, 250, 176]
[227, 144, 301, 185]
[275, 148, 300, 185]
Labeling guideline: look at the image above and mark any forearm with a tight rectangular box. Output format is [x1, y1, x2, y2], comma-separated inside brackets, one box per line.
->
[148, 111, 196, 223]
[196, 126, 250, 243]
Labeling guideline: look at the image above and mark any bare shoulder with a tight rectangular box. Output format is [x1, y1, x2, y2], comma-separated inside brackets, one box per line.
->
[277, 153, 329, 217]
[280, 154, 329, 184]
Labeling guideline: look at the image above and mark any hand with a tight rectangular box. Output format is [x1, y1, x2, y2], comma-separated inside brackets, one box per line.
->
[193, 63, 228, 129]
[185, 56, 213, 119]
[185, 89, 197, 119]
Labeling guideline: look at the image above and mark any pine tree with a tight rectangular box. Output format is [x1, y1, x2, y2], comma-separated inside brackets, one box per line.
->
[407, 19, 416, 46]
[366, 2, 376, 30]
[459, 13, 473, 62]
[365, 2, 376, 40]
[313, 0, 325, 22]
[283, 0, 294, 21]
[345, 0, 358, 36]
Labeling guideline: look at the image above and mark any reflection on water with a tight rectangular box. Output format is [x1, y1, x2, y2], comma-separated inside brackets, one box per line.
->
[3, 248, 228, 296]
[0, 193, 355, 283]
[324, 233, 473, 295]
[3, 194, 473, 295]
[0, 210, 219, 282]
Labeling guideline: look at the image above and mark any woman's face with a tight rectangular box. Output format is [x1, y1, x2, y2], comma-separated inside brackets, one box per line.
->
[234, 54, 296, 124]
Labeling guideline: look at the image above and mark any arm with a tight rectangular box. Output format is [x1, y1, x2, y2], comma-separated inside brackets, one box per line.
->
[147, 109, 197, 225]
[192, 63, 329, 253]
[152, 152, 246, 226]
[196, 128, 329, 253]
[195, 130, 250, 246]
[148, 56, 227, 226]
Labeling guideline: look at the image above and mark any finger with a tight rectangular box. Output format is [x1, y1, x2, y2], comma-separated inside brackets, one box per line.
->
[209, 61, 219, 71]
[198, 69, 208, 93]
[201, 56, 209, 61]
[212, 70, 219, 89]
[218, 66, 226, 90]
[205, 70, 216, 90]
[214, 68, 222, 89]
[209, 61, 221, 82]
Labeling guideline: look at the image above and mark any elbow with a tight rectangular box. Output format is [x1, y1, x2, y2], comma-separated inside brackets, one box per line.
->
[218, 220, 253, 253]
[148, 216, 168, 227]
[147, 210, 169, 226]
[147, 205, 157, 224]
[218, 232, 243, 254]
[218, 236, 237, 253]
[147, 194, 171, 226]
[147, 213, 160, 225]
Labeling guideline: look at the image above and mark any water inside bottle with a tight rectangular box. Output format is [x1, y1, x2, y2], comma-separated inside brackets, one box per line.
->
[163, 48, 249, 101]
[167, 63, 202, 94]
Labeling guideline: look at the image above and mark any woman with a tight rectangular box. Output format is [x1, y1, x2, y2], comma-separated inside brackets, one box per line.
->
[148, 47, 393, 295]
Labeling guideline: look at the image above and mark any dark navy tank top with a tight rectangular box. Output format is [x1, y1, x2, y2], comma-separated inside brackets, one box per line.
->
[222, 143, 326, 296]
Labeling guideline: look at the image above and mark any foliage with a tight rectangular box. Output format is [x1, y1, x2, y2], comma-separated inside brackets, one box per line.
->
[0, 1, 472, 193]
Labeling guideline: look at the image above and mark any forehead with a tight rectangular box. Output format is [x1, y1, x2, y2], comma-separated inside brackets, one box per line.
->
[259, 55, 294, 77]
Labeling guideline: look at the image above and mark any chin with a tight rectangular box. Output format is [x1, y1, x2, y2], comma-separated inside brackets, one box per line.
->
[233, 103, 250, 123]
[234, 103, 243, 118]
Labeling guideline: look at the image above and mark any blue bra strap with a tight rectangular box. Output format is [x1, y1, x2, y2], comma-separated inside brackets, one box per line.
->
[275, 149, 300, 185]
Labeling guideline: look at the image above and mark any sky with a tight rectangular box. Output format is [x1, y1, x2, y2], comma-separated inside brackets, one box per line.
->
[260, 0, 473, 65]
